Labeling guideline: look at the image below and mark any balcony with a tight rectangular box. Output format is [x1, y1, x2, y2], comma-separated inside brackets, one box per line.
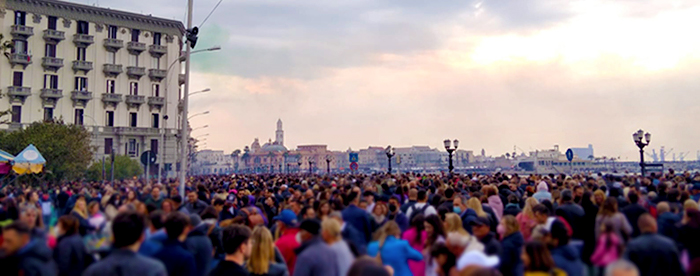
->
[148, 69, 167, 81]
[43, 29, 65, 43]
[126, 66, 146, 78]
[103, 64, 123, 76]
[127, 41, 146, 54]
[11, 25, 33, 38]
[73, 34, 94, 46]
[103, 38, 124, 51]
[8, 53, 31, 68]
[114, 127, 160, 136]
[6, 86, 31, 104]
[149, 44, 167, 57]
[41, 57, 63, 70]
[101, 93, 122, 107]
[72, 60, 93, 72]
[148, 96, 165, 109]
[125, 95, 146, 108]
[179, 73, 186, 85]
[71, 91, 92, 107]
[40, 88, 63, 106]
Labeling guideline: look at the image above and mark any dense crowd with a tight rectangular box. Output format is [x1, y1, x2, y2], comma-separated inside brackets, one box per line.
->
[1, 170, 700, 276]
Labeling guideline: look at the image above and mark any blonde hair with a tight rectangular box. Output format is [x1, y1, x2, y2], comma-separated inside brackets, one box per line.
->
[322, 218, 342, 238]
[374, 221, 401, 248]
[247, 226, 276, 274]
[501, 215, 519, 236]
[444, 213, 468, 235]
[684, 199, 699, 211]
[593, 190, 606, 203]
[522, 197, 539, 219]
[467, 197, 487, 218]
[72, 197, 88, 219]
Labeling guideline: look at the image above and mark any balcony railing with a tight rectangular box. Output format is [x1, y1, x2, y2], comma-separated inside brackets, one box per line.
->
[149, 69, 167, 81]
[103, 38, 124, 51]
[125, 95, 146, 105]
[71, 91, 93, 101]
[127, 41, 146, 53]
[40, 88, 63, 99]
[43, 29, 65, 42]
[114, 127, 160, 136]
[11, 25, 33, 37]
[148, 96, 165, 108]
[6, 86, 31, 104]
[126, 66, 146, 78]
[103, 64, 123, 75]
[8, 53, 31, 67]
[72, 60, 93, 72]
[149, 44, 167, 57]
[42, 57, 64, 70]
[73, 33, 94, 46]
[101, 93, 123, 103]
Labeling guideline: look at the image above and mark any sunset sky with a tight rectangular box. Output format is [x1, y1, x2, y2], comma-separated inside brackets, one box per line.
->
[91, 0, 700, 161]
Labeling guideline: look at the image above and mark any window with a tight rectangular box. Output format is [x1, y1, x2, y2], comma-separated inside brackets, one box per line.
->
[105, 111, 114, 126]
[129, 82, 138, 95]
[127, 139, 139, 157]
[11, 106, 21, 123]
[106, 80, 115, 93]
[13, 72, 23, 87]
[48, 16, 57, 30]
[14, 11, 26, 26]
[76, 47, 87, 61]
[108, 25, 118, 39]
[104, 138, 113, 154]
[12, 40, 27, 54]
[129, 54, 138, 66]
[77, 21, 89, 34]
[152, 113, 159, 128]
[74, 109, 84, 125]
[152, 84, 160, 97]
[45, 43, 56, 57]
[74, 77, 88, 91]
[151, 57, 161, 69]
[153, 32, 162, 45]
[44, 74, 58, 89]
[43, 107, 53, 121]
[131, 29, 140, 42]
[106, 51, 116, 64]
[151, 139, 159, 154]
[129, 112, 137, 127]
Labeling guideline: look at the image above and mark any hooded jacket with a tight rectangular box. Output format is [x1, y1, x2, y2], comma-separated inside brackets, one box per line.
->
[487, 196, 504, 221]
[54, 233, 90, 276]
[499, 231, 524, 276]
[184, 223, 214, 276]
[9, 240, 58, 276]
[550, 245, 584, 276]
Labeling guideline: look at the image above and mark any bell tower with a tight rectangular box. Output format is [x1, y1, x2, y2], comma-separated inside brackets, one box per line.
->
[275, 119, 284, 146]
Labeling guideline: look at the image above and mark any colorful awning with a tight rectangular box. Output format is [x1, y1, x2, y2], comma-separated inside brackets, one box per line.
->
[0, 149, 13, 162]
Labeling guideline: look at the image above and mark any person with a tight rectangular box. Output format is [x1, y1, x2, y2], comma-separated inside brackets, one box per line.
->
[443, 213, 468, 236]
[678, 208, 700, 262]
[499, 215, 525, 276]
[173, 195, 191, 215]
[292, 219, 339, 276]
[184, 214, 213, 276]
[2, 221, 57, 276]
[370, 202, 388, 230]
[144, 187, 165, 209]
[153, 212, 197, 276]
[656, 202, 680, 242]
[329, 211, 365, 255]
[485, 185, 504, 221]
[341, 191, 373, 246]
[369, 221, 423, 276]
[504, 195, 522, 217]
[621, 192, 647, 238]
[18, 204, 46, 242]
[624, 213, 684, 276]
[591, 221, 623, 273]
[273, 209, 301, 273]
[139, 211, 167, 257]
[321, 218, 355, 276]
[401, 188, 418, 213]
[604, 260, 640, 276]
[83, 211, 167, 276]
[580, 191, 600, 266]
[517, 197, 539, 241]
[424, 214, 446, 276]
[522, 241, 566, 276]
[471, 216, 502, 257]
[547, 217, 585, 276]
[596, 197, 632, 242]
[556, 189, 585, 241]
[247, 226, 288, 276]
[54, 215, 91, 276]
[316, 200, 331, 221]
[71, 197, 95, 236]
[347, 256, 393, 276]
[401, 213, 427, 276]
[364, 191, 376, 213]
[467, 197, 496, 233]
[39, 193, 53, 231]
[185, 191, 208, 215]
[532, 182, 552, 203]
[87, 201, 106, 231]
[387, 196, 409, 231]
[406, 190, 438, 223]
[209, 224, 253, 276]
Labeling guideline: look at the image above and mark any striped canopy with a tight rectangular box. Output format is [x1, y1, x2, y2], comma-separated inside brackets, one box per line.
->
[0, 149, 13, 162]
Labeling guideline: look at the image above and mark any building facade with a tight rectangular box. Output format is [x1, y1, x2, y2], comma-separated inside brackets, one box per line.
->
[0, 0, 185, 177]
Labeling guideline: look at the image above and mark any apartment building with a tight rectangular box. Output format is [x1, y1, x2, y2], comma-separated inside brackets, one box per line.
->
[0, 0, 185, 176]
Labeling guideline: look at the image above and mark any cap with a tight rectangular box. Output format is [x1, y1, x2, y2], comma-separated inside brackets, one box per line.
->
[299, 219, 321, 235]
[457, 250, 500, 270]
[469, 216, 490, 227]
[273, 209, 298, 226]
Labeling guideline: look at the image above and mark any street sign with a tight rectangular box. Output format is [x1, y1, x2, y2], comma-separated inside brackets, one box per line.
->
[349, 152, 359, 163]
[350, 162, 358, 171]
[565, 149, 574, 162]
[141, 150, 157, 166]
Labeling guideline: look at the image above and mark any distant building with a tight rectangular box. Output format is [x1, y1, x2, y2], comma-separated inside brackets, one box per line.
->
[570, 144, 595, 160]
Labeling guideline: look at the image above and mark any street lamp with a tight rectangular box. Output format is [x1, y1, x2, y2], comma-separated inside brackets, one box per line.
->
[188, 111, 210, 120]
[189, 88, 211, 97]
[191, 125, 208, 132]
[444, 139, 459, 175]
[325, 155, 333, 175]
[194, 133, 209, 139]
[385, 146, 395, 174]
[633, 129, 651, 177]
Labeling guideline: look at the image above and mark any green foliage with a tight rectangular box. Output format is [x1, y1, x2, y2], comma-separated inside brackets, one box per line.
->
[0, 120, 94, 181]
[86, 155, 143, 181]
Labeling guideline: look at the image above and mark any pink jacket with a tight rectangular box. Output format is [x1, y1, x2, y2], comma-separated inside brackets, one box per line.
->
[402, 228, 427, 276]
[487, 196, 503, 221]
[516, 213, 537, 240]
[590, 233, 621, 267]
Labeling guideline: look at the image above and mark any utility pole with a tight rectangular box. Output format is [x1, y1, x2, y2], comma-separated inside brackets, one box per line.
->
[179, 0, 194, 197]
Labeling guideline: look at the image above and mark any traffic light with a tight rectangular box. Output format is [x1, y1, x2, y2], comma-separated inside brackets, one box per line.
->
[186, 27, 199, 48]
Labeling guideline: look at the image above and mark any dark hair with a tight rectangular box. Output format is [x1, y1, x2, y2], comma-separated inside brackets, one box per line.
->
[4, 221, 30, 235]
[417, 190, 427, 201]
[200, 206, 219, 220]
[213, 198, 225, 206]
[628, 192, 639, 204]
[524, 241, 556, 272]
[164, 212, 190, 240]
[347, 256, 390, 276]
[532, 204, 550, 216]
[171, 195, 183, 204]
[508, 194, 519, 204]
[444, 188, 455, 199]
[550, 220, 569, 246]
[424, 214, 446, 248]
[560, 189, 573, 202]
[222, 224, 252, 255]
[58, 215, 80, 236]
[149, 210, 165, 230]
[346, 191, 359, 203]
[112, 211, 146, 248]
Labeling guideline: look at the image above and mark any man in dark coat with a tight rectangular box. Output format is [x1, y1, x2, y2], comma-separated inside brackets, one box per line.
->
[471, 217, 502, 257]
[341, 191, 372, 245]
[1, 221, 57, 276]
[555, 189, 585, 241]
[624, 214, 684, 276]
[621, 192, 648, 238]
[154, 212, 197, 276]
[330, 211, 365, 255]
[184, 214, 214, 276]
[54, 216, 91, 276]
[185, 191, 208, 215]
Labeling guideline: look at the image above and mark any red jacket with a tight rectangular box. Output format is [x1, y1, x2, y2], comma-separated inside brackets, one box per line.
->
[275, 228, 300, 275]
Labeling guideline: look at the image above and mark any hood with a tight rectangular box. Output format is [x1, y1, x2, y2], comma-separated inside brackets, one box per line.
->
[487, 196, 502, 206]
[551, 244, 579, 261]
[18, 240, 53, 263]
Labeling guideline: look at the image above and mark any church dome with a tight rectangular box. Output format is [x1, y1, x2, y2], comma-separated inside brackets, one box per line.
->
[261, 143, 288, 152]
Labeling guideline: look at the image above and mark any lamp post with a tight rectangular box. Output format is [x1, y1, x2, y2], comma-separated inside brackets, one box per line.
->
[385, 146, 395, 174]
[325, 155, 332, 175]
[444, 139, 459, 175]
[297, 160, 302, 174]
[633, 129, 651, 177]
[188, 110, 210, 120]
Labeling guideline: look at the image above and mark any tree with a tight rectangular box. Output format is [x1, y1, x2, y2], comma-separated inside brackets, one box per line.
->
[86, 155, 143, 181]
[0, 120, 94, 181]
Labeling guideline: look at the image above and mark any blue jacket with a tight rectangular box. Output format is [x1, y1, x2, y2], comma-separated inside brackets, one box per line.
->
[7, 239, 58, 276]
[499, 232, 524, 276]
[184, 224, 214, 276]
[657, 212, 680, 244]
[54, 234, 90, 276]
[460, 209, 478, 234]
[367, 236, 423, 276]
[138, 229, 167, 257]
[153, 239, 197, 276]
[342, 205, 372, 245]
[342, 223, 366, 255]
[293, 238, 338, 276]
[83, 249, 167, 276]
[624, 233, 684, 276]
[550, 244, 585, 276]
[387, 212, 409, 232]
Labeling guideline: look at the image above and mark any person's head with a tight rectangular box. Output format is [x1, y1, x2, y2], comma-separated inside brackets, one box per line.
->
[470, 216, 491, 239]
[560, 189, 573, 203]
[446, 232, 471, 256]
[19, 205, 39, 229]
[638, 213, 657, 234]
[329, 211, 344, 225]
[657, 202, 670, 214]
[29, 191, 39, 203]
[547, 220, 570, 247]
[347, 256, 392, 276]
[374, 220, 402, 246]
[453, 196, 466, 213]
[212, 198, 225, 213]
[300, 205, 316, 220]
[75, 197, 87, 212]
[151, 187, 160, 199]
[222, 224, 253, 258]
[444, 188, 455, 200]
[171, 195, 183, 207]
[247, 226, 276, 274]
[499, 215, 519, 237]
[56, 215, 80, 237]
[318, 201, 331, 216]
[364, 191, 375, 203]
[372, 202, 387, 217]
[523, 197, 539, 218]
[593, 190, 606, 205]
[298, 219, 321, 242]
[149, 210, 164, 231]
[112, 211, 146, 249]
[522, 241, 556, 272]
[417, 190, 428, 202]
[467, 197, 487, 218]
[162, 199, 175, 213]
[1, 221, 31, 255]
[290, 200, 302, 215]
[187, 191, 197, 203]
[443, 213, 466, 235]
[604, 260, 640, 276]
[599, 197, 619, 217]
[127, 190, 136, 200]
[409, 188, 418, 201]
[164, 212, 190, 241]
[627, 192, 639, 205]
[88, 201, 100, 215]
[321, 218, 342, 244]
[573, 186, 584, 200]
[424, 214, 446, 244]
[532, 204, 550, 224]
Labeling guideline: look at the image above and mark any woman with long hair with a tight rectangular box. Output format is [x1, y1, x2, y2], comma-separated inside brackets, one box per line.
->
[443, 213, 468, 236]
[522, 241, 566, 276]
[595, 197, 632, 241]
[124, 190, 139, 204]
[517, 197, 539, 240]
[87, 201, 106, 231]
[71, 197, 95, 236]
[161, 199, 175, 215]
[402, 214, 427, 276]
[369, 221, 423, 276]
[499, 215, 525, 276]
[467, 197, 488, 218]
[592, 190, 606, 206]
[316, 200, 331, 221]
[371, 202, 389, 230]
[247, 226, 288, 276]
[424, 214, 446, 276]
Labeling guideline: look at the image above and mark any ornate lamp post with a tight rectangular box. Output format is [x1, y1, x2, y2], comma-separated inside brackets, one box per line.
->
[444, 139, 459, 175]
[325, 155, 333, 175]
[633, 129, 651, 177]
[385, 146, 395, 174]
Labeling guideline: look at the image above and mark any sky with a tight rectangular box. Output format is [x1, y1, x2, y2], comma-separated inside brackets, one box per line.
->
[84, 0, 700, 161]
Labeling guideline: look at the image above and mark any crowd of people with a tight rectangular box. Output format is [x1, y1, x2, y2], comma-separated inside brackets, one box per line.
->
[1, 170, 700, 276]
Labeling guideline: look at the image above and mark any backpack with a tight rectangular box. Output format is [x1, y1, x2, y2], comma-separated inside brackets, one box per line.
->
[408, 203, 430, 223]
[240, 207, 265, 227]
